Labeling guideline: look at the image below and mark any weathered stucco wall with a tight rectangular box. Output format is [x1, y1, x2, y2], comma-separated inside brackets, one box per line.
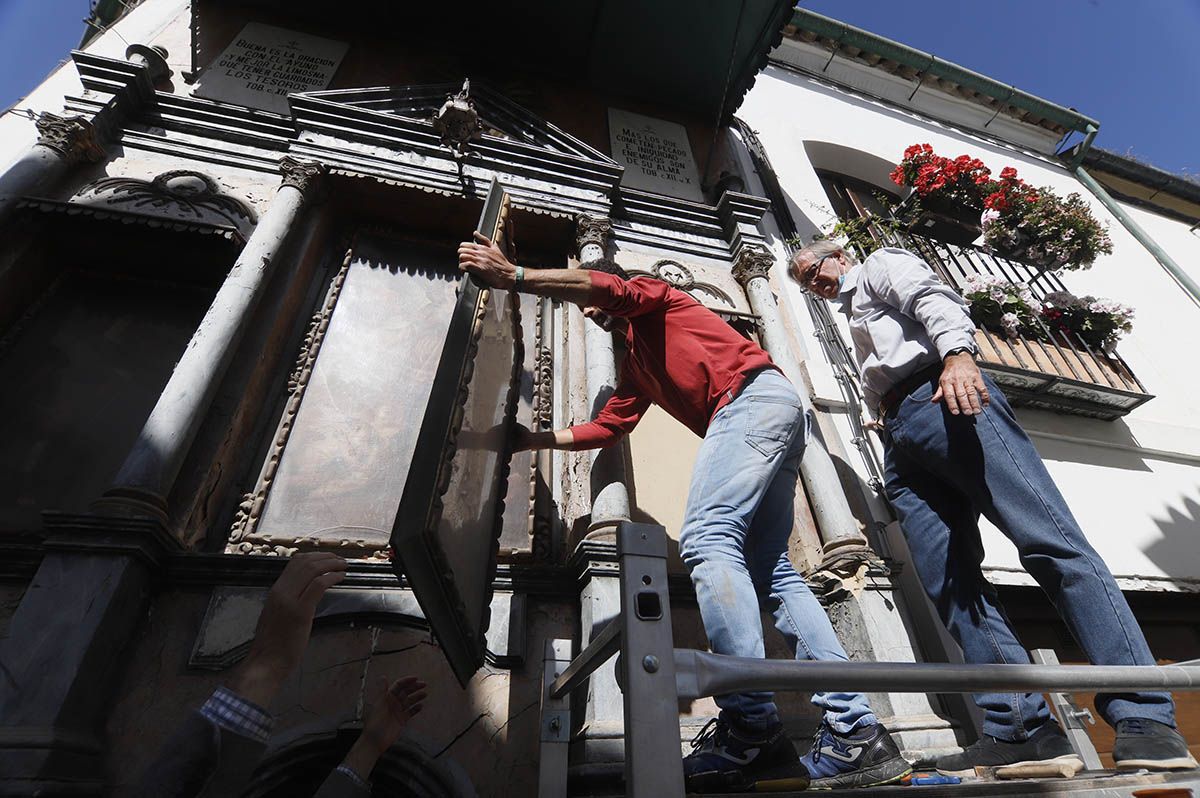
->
[105, 590, 577, 795]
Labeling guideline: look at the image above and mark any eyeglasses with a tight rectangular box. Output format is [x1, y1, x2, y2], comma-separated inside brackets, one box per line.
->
[798, 253, 836, 294]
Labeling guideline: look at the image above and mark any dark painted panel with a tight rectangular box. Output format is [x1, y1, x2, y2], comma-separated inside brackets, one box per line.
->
[0, 271, 213, 530]
[252, 238, 459, 552]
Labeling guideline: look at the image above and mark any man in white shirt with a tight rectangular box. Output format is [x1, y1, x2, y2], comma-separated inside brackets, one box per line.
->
[790, 240, 1195, 778]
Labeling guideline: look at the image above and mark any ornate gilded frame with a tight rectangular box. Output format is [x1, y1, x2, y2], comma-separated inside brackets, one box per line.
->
[390, 180, 524, 684]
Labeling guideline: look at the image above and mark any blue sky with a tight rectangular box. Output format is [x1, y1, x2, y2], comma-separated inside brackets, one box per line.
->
[0, 1, 91, 112]
[799, 0, 1200, 178]
[1, 1, 1196, 177]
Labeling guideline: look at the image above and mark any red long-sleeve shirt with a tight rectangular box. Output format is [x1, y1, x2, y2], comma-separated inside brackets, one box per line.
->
[569, 271, 779, 450]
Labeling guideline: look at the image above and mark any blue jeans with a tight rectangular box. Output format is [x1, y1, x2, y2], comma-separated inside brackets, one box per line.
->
[883, 372, 1175, 741]
[679, 368, 877, 734]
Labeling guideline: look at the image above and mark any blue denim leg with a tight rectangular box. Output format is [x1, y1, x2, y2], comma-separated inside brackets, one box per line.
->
[680, 368, 876, 733]
[885, 373, 1175, 740]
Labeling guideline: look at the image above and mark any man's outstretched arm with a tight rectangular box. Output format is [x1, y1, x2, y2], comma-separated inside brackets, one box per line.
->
[458, 232, 593, 304]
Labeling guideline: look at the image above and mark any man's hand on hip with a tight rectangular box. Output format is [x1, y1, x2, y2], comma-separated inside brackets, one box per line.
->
[933, 352, 991, 416]
[457, 231, 516, 289]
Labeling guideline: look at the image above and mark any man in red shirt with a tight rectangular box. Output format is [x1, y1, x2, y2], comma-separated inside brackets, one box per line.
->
[458, 233, 909, 791]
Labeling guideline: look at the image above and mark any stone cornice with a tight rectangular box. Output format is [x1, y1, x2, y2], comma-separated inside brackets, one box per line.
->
[40, 512, 184, 570]
[60, 53, 775, 256]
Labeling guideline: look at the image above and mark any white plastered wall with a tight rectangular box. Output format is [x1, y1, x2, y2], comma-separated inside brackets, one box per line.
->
[739, 65, 1200, 588]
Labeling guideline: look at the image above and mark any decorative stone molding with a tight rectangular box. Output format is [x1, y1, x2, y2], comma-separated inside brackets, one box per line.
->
[532, 300, 554, 431]
[227, 248, 354, 556]
[575, 213, 612, 254]
[530, 298, 554, 562]
[34, 112, 105, 164]
[74, 170, 256, 235]
[430, 79, 484, 158]
[278, 156, 327, 198]
[650, 259, 695, 290]
[731, 245, 775, 286]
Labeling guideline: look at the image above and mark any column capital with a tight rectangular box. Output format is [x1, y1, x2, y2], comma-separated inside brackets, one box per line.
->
[34, 112, 104, 164]
[731, 244, 775, 286]
[575, 213, 612, 255]
[278, 156, 327, 198]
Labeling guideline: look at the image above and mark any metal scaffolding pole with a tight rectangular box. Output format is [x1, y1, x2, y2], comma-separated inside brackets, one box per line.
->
[674, 650, 1200, 701]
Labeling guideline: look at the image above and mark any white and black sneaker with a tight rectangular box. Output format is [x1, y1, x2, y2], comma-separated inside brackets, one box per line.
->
[798, 721, 912, 789]
[682, 718, 810, 793]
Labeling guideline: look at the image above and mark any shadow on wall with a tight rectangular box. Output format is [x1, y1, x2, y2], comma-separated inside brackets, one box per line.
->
[1144, 491, 1200, 580]
[1019, 410, 1151, 473]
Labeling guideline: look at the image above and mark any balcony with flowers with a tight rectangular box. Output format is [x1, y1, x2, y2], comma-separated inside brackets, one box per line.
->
[834, 146, 1151, 420]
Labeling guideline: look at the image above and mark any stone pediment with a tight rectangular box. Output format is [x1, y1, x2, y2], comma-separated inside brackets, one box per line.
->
[297, 82, 615, 164]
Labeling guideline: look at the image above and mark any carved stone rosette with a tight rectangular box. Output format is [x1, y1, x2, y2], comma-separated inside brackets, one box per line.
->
[278, 156, 328, 198]
[34, 112, 104, 164]
[731, 245, 775, 286]
[575, 213, 612, 256]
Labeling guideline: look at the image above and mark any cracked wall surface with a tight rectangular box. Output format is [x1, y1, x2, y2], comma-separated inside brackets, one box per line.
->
[104, 589, 574, 795]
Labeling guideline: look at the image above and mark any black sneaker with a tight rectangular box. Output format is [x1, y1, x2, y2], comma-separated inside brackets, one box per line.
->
[1113, 718, 1198, 771]
[798, 721, 912, 789]
[935, 722, 1084, 779]
[682, 718, 810, 793]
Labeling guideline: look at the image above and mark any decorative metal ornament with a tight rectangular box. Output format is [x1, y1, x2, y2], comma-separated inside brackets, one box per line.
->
[651, 259, 695, 290]
[431, 79, 484, 158]
[125, 43, 172, 83]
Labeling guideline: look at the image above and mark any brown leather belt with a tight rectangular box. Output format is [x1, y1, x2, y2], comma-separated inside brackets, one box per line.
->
[878, 363, 942, 418]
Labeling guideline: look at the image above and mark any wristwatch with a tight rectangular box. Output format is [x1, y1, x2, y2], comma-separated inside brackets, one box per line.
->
[943, 346, 977, 361]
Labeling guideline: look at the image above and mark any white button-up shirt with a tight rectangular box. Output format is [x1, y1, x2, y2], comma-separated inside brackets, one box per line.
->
[836, 247, 977, 410]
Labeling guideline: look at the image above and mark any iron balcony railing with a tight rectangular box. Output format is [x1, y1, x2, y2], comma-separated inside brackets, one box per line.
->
[867, 228, 1152, 420]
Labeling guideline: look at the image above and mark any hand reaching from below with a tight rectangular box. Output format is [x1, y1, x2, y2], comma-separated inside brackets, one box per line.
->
[228, 552, 348, 707]
[341, 676, 429, 778]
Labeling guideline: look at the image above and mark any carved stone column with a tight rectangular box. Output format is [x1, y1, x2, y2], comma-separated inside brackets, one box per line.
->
[575, 213, 631, 536]
[733, 245, 869, 554]
[733, 245, 961, 755]
[0, 112, 105, 222]
[100, 157, 328, 523]
[572, 214, 633, 771]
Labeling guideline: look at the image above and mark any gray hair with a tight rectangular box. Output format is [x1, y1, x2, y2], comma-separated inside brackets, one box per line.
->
[788, 239, 857, 282]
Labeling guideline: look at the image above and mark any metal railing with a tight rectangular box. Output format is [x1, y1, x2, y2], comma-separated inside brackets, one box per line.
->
[538, 522, 1200, 798]
[842, 226, 1153, 420]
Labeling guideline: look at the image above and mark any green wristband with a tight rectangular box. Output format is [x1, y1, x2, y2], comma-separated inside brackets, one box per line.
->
[514, 265, 524, 289]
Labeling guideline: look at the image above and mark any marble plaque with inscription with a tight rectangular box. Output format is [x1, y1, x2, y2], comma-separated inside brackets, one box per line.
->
[195, 23, 348, 114]
[608, 108, 704, 202]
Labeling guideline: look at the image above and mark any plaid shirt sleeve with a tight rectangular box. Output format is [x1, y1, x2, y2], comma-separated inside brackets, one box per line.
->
[199, 686, 274, 743]
[334, 764, 371, 790]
